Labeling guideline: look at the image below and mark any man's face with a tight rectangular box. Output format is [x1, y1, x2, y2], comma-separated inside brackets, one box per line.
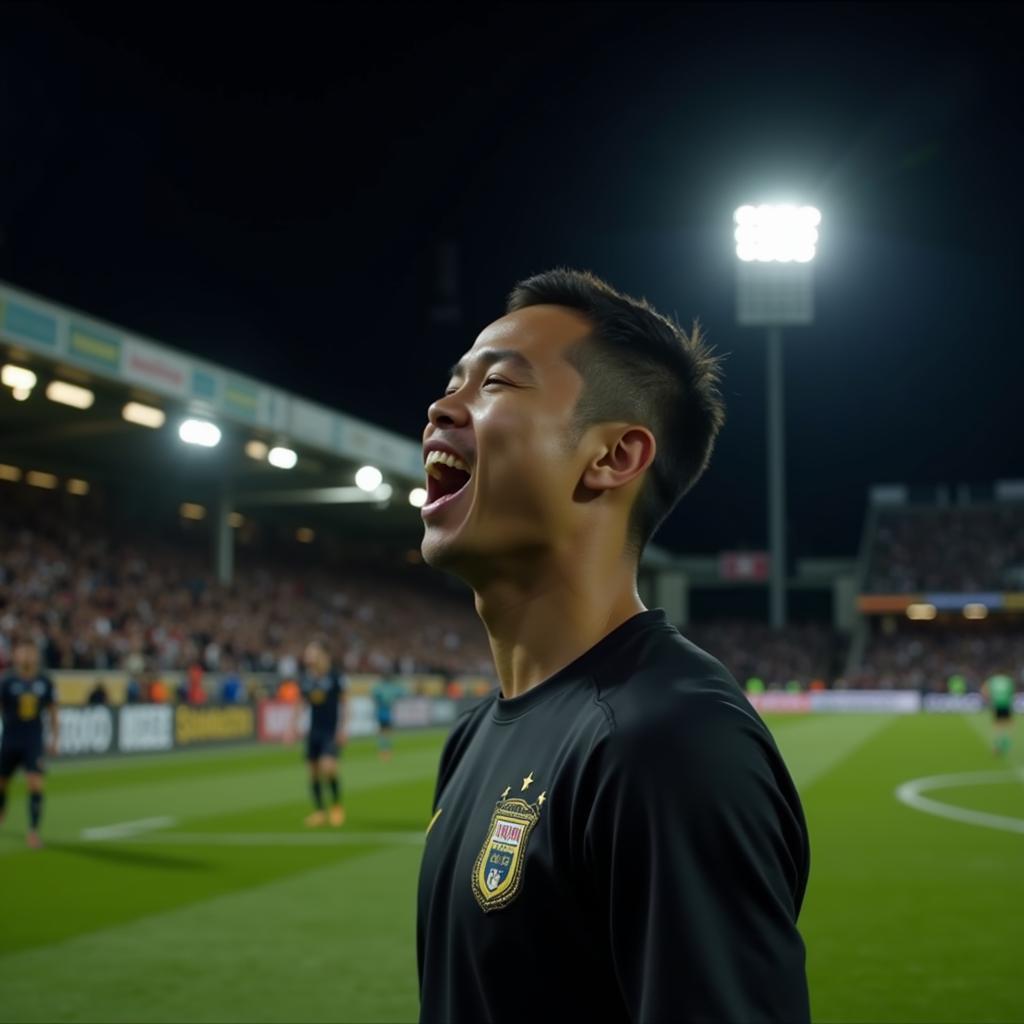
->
[14, 644, 39, 678]
[421, 305, 593, 574]
[304, 644, 328, 676]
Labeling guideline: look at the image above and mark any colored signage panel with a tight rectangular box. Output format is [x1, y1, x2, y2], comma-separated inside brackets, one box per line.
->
[191, 368, 218, 400]
[68, 322, 122, 372]
[719, 551, 770, 582]
[1, 297, 58, 348]
[223, 376, 260, 420]
[123, 338, 189, 397]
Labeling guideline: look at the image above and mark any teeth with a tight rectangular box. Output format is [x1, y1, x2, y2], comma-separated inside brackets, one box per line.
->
[424, 450, 471, 478]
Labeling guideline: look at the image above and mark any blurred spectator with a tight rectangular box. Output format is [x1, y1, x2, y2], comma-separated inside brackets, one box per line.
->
[87, 680, 109, 705]
[219, 661, 245, 704]
[867, 504, 1024, 593]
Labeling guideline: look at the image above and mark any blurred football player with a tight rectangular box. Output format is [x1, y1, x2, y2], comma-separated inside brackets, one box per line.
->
[0, 641, 58, 849]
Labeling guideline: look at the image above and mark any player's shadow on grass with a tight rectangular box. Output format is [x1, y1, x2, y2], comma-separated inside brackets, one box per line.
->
[47, 840, 212, 872]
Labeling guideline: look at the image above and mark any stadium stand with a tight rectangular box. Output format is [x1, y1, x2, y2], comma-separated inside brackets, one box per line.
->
[866, 503, 1024, 593]
[684, 620, 844, 689]
[0, 483, 493, 683]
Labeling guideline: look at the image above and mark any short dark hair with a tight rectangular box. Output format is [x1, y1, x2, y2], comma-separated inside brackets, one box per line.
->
[507, 268, 725, 554]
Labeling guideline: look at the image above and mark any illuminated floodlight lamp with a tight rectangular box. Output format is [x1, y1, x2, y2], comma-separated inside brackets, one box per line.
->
[734, 204, 821, 263]
[296, 527, 315, 543]
[1, 364, 37, 390]
[227, 512, 245, 529]
[179, 502, 206, 521]
[11, 387, 31, 401]
[906, 603, 938, 621]
[46, 380, 95, 410]
[178, 418, 221, 448]
[374, 483, 393, 502]
[408, 487, 427, 508]
[963, 603, 989, 621]
[0, 463, 23, 482]
[355, 465, 383, 492]
[245, 439, 269, 461]
[123, 402, 166, 429]
[67, 478, 90, 496]
[268, 446, 298, 470]
[26, 470, 59, 490]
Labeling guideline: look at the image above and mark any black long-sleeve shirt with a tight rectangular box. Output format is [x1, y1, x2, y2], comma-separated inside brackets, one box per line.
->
[417, 609, 809, 1024]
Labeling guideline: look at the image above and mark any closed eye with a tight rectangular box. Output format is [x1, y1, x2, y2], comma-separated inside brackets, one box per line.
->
[443, 376, 513, 396]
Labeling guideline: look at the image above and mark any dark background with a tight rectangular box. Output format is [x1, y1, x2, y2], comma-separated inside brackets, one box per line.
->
[1, 2, 1020, 557]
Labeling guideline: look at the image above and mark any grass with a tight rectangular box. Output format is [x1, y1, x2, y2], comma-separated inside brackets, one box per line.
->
[0, 716, 1021, 1023]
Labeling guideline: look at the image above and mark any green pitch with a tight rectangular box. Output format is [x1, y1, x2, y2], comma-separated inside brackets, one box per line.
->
[1, 715, 1021, 1023]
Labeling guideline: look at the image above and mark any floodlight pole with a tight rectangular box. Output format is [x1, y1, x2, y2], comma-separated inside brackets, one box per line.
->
[766, 326, 787, 629]
[216, 483, 235, 586]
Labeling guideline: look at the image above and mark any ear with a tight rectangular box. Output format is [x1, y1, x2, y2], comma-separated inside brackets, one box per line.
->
[579, 425, 656, 495]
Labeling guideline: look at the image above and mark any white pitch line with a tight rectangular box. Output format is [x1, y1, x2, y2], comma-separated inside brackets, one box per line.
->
[895, 770, 1024, 835]
[81, 816, 177, 841]
[119, 830, 425, 847]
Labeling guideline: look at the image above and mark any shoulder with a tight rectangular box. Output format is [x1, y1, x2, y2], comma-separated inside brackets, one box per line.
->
[438, 694, 494, 773]
[591, 627, 780, 787]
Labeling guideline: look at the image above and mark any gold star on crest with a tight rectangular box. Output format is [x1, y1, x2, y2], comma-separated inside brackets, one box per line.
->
[521, 772, 534, 792]
[537, 791, 546, 806]
[501, 786, 511, 799]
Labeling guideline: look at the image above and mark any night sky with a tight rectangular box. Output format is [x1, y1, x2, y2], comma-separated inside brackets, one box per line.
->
[1, 3, 1021, 559]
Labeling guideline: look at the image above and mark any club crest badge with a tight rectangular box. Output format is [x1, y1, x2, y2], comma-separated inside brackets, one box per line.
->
[471, 776, 546, 912]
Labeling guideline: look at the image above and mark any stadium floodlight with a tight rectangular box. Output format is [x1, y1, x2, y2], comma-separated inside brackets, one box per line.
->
[355, 465, 383, 492]
[26, 470, 58, 490]
[1, 364, 37, 390]
[374, 483, 393, 502]
[245, 439, 269, 461]
[734, 204, 820, 263]
[228, 512, 245, 528]
[963, 603, 989, 620]
[0, 463, 22, 481]
[296, 527, 315, 543]
[123, 401, 166, 429]
[408, 487, 427, 508]
[906, 603, 938, 621]
[268, 446, 298, 470]
[179, 418, 222, 448]
[46, 380, 95, 410]
[66, 478, 90, 496]
[179, 502, 206, 521]
[11, 387, 31, 401]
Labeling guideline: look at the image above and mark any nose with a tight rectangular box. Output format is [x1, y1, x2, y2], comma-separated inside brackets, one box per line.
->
[427, 390, 470, 430]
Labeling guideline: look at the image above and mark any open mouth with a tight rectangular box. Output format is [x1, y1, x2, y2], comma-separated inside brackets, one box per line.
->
[423, 450, 472, 513]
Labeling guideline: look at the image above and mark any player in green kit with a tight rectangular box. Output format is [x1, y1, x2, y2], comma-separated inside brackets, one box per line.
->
[372, 666, 404, 761]
[983, 672, 1015, 756]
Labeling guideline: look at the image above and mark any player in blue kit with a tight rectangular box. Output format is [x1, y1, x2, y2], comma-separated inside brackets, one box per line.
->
[0, 642, 58, 849]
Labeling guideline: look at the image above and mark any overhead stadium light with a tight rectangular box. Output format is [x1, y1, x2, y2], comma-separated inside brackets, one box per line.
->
[179, 418, 221, 448]
[0, 464, 22, 482]
[963, 603, 989, 620]
[123, 401, 166, 429]
[46, 380, 95, 410]
[180, 502, 206, 521]
[906, 603, 938, 621]
[67, 478, 90, 496]
[268, 446, 298, 470]
[296, 527, 315, 543]
[11, 387, 31, 401]
[355, 465, 383, 492]
[26, 470, 58, 490]
[408, 487, 427, 508]
[227, 512, 245, 529]
[2, 364, 37, 390]
[734, 204, 821, 263]
[374, 483, 393, 502]
[245, 439, 269, 461]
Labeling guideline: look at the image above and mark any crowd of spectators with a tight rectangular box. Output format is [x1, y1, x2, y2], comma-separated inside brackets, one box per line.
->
[683, 620, 844, 689]
[846, 624, 1024, 692]
[866, 504, 1024, 593]
[0, 490, 494, 682]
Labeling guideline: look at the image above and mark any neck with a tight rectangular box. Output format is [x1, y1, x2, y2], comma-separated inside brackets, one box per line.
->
[470, 541, 646, 699]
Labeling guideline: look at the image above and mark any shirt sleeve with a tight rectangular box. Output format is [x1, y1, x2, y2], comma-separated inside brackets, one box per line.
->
[582, 692, 810, 1024]
[41, 678, 56, 708]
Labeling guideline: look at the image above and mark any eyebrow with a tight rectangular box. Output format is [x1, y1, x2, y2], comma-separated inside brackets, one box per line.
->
[448, 348, 537, 382]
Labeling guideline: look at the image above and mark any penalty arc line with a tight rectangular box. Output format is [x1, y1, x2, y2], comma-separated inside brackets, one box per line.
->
[894, 770, 1024, 835]
[81, 816, 177, 841]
